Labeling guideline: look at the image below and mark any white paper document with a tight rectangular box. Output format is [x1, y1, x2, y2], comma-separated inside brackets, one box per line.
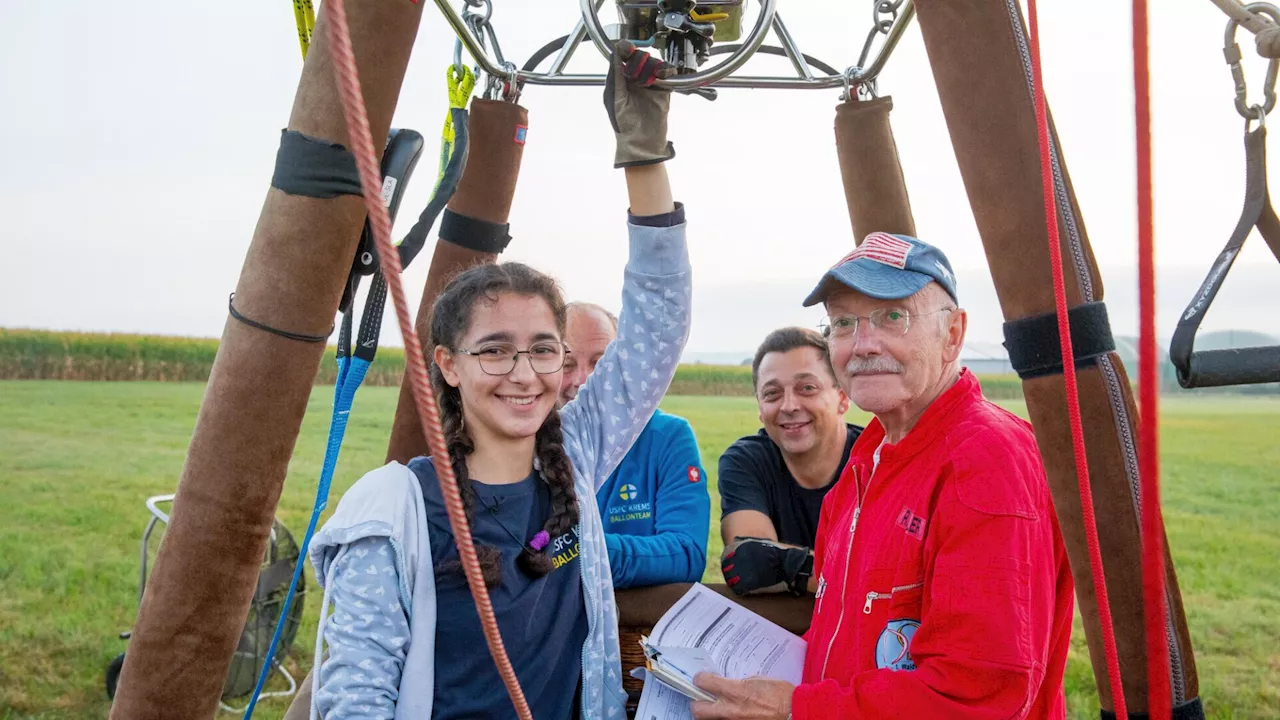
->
[632, 584, 807, 720]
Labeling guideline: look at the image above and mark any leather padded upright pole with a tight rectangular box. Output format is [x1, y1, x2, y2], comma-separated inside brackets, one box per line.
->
[386, 98, 529, 464]
[913, 1, 1201, 716]
[108, 2, 424, 718]
[833, 96, 916, 240]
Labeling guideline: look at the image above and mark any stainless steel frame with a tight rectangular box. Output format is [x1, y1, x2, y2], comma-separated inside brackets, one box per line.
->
[434, 0, 915, 91]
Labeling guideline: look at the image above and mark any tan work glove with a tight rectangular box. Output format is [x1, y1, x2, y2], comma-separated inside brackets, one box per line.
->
[603, 40, 677, 168]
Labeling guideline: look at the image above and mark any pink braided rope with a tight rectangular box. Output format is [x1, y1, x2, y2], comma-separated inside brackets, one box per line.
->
[323, 2, 531, 718]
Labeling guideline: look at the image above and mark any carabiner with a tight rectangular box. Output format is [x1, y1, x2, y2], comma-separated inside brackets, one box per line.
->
[483, 61, 521, 104]
[1225, 2, 1280, 119]
[839, 66, 877, 102]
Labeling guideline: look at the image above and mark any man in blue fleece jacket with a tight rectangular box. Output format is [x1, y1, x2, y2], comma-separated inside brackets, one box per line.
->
[559, 301, 710, 588]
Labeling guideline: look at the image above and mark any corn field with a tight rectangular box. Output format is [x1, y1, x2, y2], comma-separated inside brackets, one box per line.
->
[0, 329, 1027, 398]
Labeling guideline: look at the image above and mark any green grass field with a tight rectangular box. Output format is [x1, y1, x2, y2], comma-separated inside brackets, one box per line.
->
[1, 381, 1277, 718]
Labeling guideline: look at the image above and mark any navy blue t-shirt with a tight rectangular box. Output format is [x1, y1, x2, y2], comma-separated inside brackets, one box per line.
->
[717, 424, 861, 548]
[410, 457, 587, 720]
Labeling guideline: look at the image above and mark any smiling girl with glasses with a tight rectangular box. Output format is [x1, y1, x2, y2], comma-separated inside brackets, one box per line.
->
[304, 44, 692, 720]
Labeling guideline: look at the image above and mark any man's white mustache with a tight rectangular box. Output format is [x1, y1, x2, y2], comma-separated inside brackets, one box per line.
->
[845, 356, 905, 375]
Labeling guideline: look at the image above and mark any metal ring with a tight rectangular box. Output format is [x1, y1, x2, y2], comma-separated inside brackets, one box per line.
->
[1248, 103, 1267, 131]
[468, 0, 492, 24]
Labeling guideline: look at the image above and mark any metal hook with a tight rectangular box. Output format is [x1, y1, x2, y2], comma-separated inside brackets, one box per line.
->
[455, 0, 491, 76]
[482, 62, 520, 103]
[500, 61, 522, 103]
[1226, 2, 1280, 119]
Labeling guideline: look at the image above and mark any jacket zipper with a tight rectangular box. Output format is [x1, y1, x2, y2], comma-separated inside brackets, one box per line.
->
[578, 494, 595, 719]
[863, 581, 924, 613]
[819, 466, 871, 679]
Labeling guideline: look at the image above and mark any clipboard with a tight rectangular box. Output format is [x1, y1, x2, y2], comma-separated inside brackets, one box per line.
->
[639, 635, 718, 703]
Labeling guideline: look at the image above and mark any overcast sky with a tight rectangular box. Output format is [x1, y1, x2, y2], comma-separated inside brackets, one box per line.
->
[2, 1, 1277, 358]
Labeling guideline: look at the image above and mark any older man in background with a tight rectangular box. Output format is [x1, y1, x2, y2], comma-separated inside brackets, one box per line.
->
[560, 301, 709, 588]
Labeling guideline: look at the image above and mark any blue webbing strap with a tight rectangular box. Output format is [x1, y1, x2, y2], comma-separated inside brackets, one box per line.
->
[239, 309, 370, 717]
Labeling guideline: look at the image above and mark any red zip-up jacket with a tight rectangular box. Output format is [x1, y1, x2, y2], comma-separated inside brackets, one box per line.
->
[791, 370, 1073, 719]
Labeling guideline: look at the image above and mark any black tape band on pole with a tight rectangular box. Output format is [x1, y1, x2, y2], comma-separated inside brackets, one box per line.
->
[271, 129, 363, 198]
[1003, 302, 1116, 380]
[439, 209, 512, 254]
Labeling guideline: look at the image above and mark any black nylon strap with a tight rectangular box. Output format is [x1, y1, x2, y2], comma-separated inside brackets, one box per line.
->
[270, 130, 362, 199]
[1002, 301, 1116, 380]
[353, 272, 388, 363]
[397, 108, 470, 267]
[1100, 697, 1204, 720]
[439, 208, 513, 254]
[337, 127, 428, 361]
[1170, 125, 1280, 388]
[338, 128, 426, 317]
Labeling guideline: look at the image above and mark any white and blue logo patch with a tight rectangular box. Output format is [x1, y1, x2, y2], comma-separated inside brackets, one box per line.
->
[874, 619, 920, 671]
[608, 483, 652, 524]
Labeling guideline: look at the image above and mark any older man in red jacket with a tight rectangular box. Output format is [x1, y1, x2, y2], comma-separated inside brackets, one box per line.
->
[693, 233, 1073, 719]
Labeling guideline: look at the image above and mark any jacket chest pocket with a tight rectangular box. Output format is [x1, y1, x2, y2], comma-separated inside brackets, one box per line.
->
[861, 571, 925, 620]
[861, 568, 925, 672]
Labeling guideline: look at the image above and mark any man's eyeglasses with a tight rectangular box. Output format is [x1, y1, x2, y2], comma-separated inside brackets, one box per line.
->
[819, 307, 955, 340]
[456, 341, 569, 376]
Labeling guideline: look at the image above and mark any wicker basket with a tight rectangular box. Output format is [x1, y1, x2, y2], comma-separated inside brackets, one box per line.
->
[619, 626, 650, 695]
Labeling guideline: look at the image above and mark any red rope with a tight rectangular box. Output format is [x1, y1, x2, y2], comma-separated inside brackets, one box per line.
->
[1133, 0, 1173, 716]
[1024, 2, 1128, 717]
[323, 2, 532, 718]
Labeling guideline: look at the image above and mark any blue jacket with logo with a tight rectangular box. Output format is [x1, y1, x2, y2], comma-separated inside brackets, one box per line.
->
[596, 409, 710, 588]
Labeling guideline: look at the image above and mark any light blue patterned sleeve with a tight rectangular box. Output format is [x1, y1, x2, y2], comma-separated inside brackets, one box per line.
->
[314, 536, 411, 720]
[561, 218, 692, 490]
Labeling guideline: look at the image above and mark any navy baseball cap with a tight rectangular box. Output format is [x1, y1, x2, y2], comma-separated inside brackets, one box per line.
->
[802, 232, 958, 307]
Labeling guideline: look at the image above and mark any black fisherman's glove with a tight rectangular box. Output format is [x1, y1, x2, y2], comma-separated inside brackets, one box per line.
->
[722, 537, 814, 597]
[604, 40, 676, 168]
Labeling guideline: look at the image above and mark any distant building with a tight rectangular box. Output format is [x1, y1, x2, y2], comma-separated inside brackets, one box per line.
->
[960, 340, 1013, 375]
[959, 337, 1161, 378]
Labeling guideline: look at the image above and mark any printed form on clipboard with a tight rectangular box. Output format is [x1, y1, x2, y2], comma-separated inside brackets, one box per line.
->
[631, 583, 807, 720]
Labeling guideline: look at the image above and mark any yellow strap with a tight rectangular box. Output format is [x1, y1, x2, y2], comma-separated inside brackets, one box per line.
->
[293, 0, 316, 59]
[689, 10, 730, 22]
[440, 65, 477, 181]
[447, 64, 477, 111]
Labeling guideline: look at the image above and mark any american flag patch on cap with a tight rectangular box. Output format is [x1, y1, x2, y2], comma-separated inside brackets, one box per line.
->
[831, 232, 914, 270]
